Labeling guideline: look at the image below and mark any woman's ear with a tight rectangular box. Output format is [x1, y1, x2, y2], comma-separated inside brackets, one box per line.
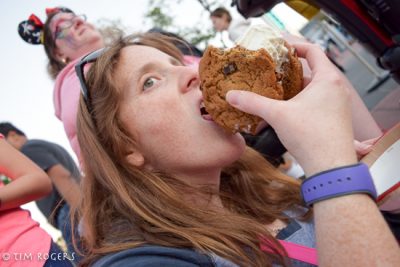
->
[126, 150, 145, 167]
[54, 48, 67, 63]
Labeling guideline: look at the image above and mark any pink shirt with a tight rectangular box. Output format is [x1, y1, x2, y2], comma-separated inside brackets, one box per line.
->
[0, 134, 52, 267]
[53, 58, 82, 160]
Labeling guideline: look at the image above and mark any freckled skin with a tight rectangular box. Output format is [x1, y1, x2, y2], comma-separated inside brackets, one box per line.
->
[117, 45, 246, 176]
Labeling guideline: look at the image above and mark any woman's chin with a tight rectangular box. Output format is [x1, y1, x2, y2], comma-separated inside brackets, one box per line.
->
[226, 133, 247, 161]
[233, 132, 246, 148]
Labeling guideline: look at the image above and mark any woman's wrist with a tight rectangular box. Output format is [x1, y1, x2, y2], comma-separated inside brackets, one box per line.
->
[295, 135, 358, 177]
[303, 156, 358, 177]
[301, 163, 377, 206]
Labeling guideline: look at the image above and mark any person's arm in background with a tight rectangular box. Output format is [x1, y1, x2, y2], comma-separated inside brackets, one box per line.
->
[226, 43, 400, 266]
[21, 143, 81, 209]
[47, 164, 80, 208]
[0, 137, 52, 211]
[349, 88, 383, 140]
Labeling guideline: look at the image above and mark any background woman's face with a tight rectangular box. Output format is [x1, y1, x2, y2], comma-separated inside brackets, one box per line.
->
[211, 16, 229, 32]
[50, 12, 103, 61]
[117, 45, 245, 175]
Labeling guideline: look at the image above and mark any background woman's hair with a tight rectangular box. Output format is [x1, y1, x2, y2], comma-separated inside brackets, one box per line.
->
[76, 33, 305, 267]
[43, 12, 68, 80]
[210, 7, 232, 23]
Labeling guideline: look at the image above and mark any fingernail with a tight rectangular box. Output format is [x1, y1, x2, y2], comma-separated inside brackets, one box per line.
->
[226, 90, 240, 106]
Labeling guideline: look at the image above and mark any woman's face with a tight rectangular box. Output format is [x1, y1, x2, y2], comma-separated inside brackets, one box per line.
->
[117, 45, 245, 176]
[50, 12, 103, 61]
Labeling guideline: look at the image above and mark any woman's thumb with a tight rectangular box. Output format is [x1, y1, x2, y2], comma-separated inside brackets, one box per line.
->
[226, 90, 278, 122]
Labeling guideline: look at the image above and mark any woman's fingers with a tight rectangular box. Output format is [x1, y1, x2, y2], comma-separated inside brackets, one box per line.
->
[362, 136, 382, 145]
[354, 136, 382, 159]
[292, 42, 333, 76]
[226, 90, 281, 124]
[354, 140, 373, 159]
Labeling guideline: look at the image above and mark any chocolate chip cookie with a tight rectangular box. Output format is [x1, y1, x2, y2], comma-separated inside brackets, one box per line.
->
[199, 45, 284, 134]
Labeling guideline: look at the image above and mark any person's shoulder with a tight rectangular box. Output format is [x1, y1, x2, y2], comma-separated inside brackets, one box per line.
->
[53, 57, 82, 98]
[53, 57, 83, 118]
[55, 58, 82, 83]
[22, 139, 57, 150]
[21, 139, 67, 157]
[93, 245, 214, 267]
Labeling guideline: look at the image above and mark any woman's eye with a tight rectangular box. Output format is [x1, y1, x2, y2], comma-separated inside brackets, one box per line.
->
[143, 77, 157, 90]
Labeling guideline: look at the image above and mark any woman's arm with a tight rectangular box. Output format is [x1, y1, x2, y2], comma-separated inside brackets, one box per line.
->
[226, 42, 400, 266]
[46, 164, 81, 208]
[0, 138, 52, 210]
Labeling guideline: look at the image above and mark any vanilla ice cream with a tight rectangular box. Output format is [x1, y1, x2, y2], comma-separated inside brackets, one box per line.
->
[236, 24, 289, 73]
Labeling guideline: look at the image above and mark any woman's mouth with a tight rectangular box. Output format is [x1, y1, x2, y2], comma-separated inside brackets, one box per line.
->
[77, 27, 87, 36]
[200, 101, 213, 121]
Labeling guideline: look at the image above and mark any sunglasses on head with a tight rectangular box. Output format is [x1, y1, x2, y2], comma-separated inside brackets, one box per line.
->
[76, 37, 143, 105]
[75, 48, 107, 103]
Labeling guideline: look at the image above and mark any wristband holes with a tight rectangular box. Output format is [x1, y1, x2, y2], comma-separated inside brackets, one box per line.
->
[305, 178, 353, 193]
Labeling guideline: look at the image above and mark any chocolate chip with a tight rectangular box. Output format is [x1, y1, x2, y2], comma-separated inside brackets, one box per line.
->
[223, 62, 237, 76]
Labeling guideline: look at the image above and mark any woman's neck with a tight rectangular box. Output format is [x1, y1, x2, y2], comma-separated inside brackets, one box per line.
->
[177, 169, 225, 212]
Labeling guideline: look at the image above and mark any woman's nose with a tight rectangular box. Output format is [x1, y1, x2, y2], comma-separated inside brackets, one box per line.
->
[178, 65, 200, 94]
[73, 17, 85, 28]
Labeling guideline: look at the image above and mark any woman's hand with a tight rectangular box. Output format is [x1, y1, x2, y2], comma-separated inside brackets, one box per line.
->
[226, 42, 358, 176]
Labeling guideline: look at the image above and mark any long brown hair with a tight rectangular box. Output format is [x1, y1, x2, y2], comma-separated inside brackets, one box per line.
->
[76, 33, 305, 266]
[43, 12, 69, 79]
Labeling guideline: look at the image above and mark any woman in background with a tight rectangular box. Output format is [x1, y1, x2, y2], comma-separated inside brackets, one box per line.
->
[18, 7, 201, 161]
[0, 133, 72, 266]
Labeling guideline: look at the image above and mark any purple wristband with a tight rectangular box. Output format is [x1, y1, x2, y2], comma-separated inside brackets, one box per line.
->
[301, 163, 377, 206]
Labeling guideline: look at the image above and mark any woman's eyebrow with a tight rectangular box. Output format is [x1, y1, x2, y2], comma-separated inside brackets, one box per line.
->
[169, 57, 183, 66]
[135, 62, 158, 78]
[128, 62, 159, 86]
[130, 57, 181, 84]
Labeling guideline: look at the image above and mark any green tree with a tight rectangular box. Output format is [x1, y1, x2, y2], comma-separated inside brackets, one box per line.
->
[95, 18, 126, 45]
[144, 0, 175, 29]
